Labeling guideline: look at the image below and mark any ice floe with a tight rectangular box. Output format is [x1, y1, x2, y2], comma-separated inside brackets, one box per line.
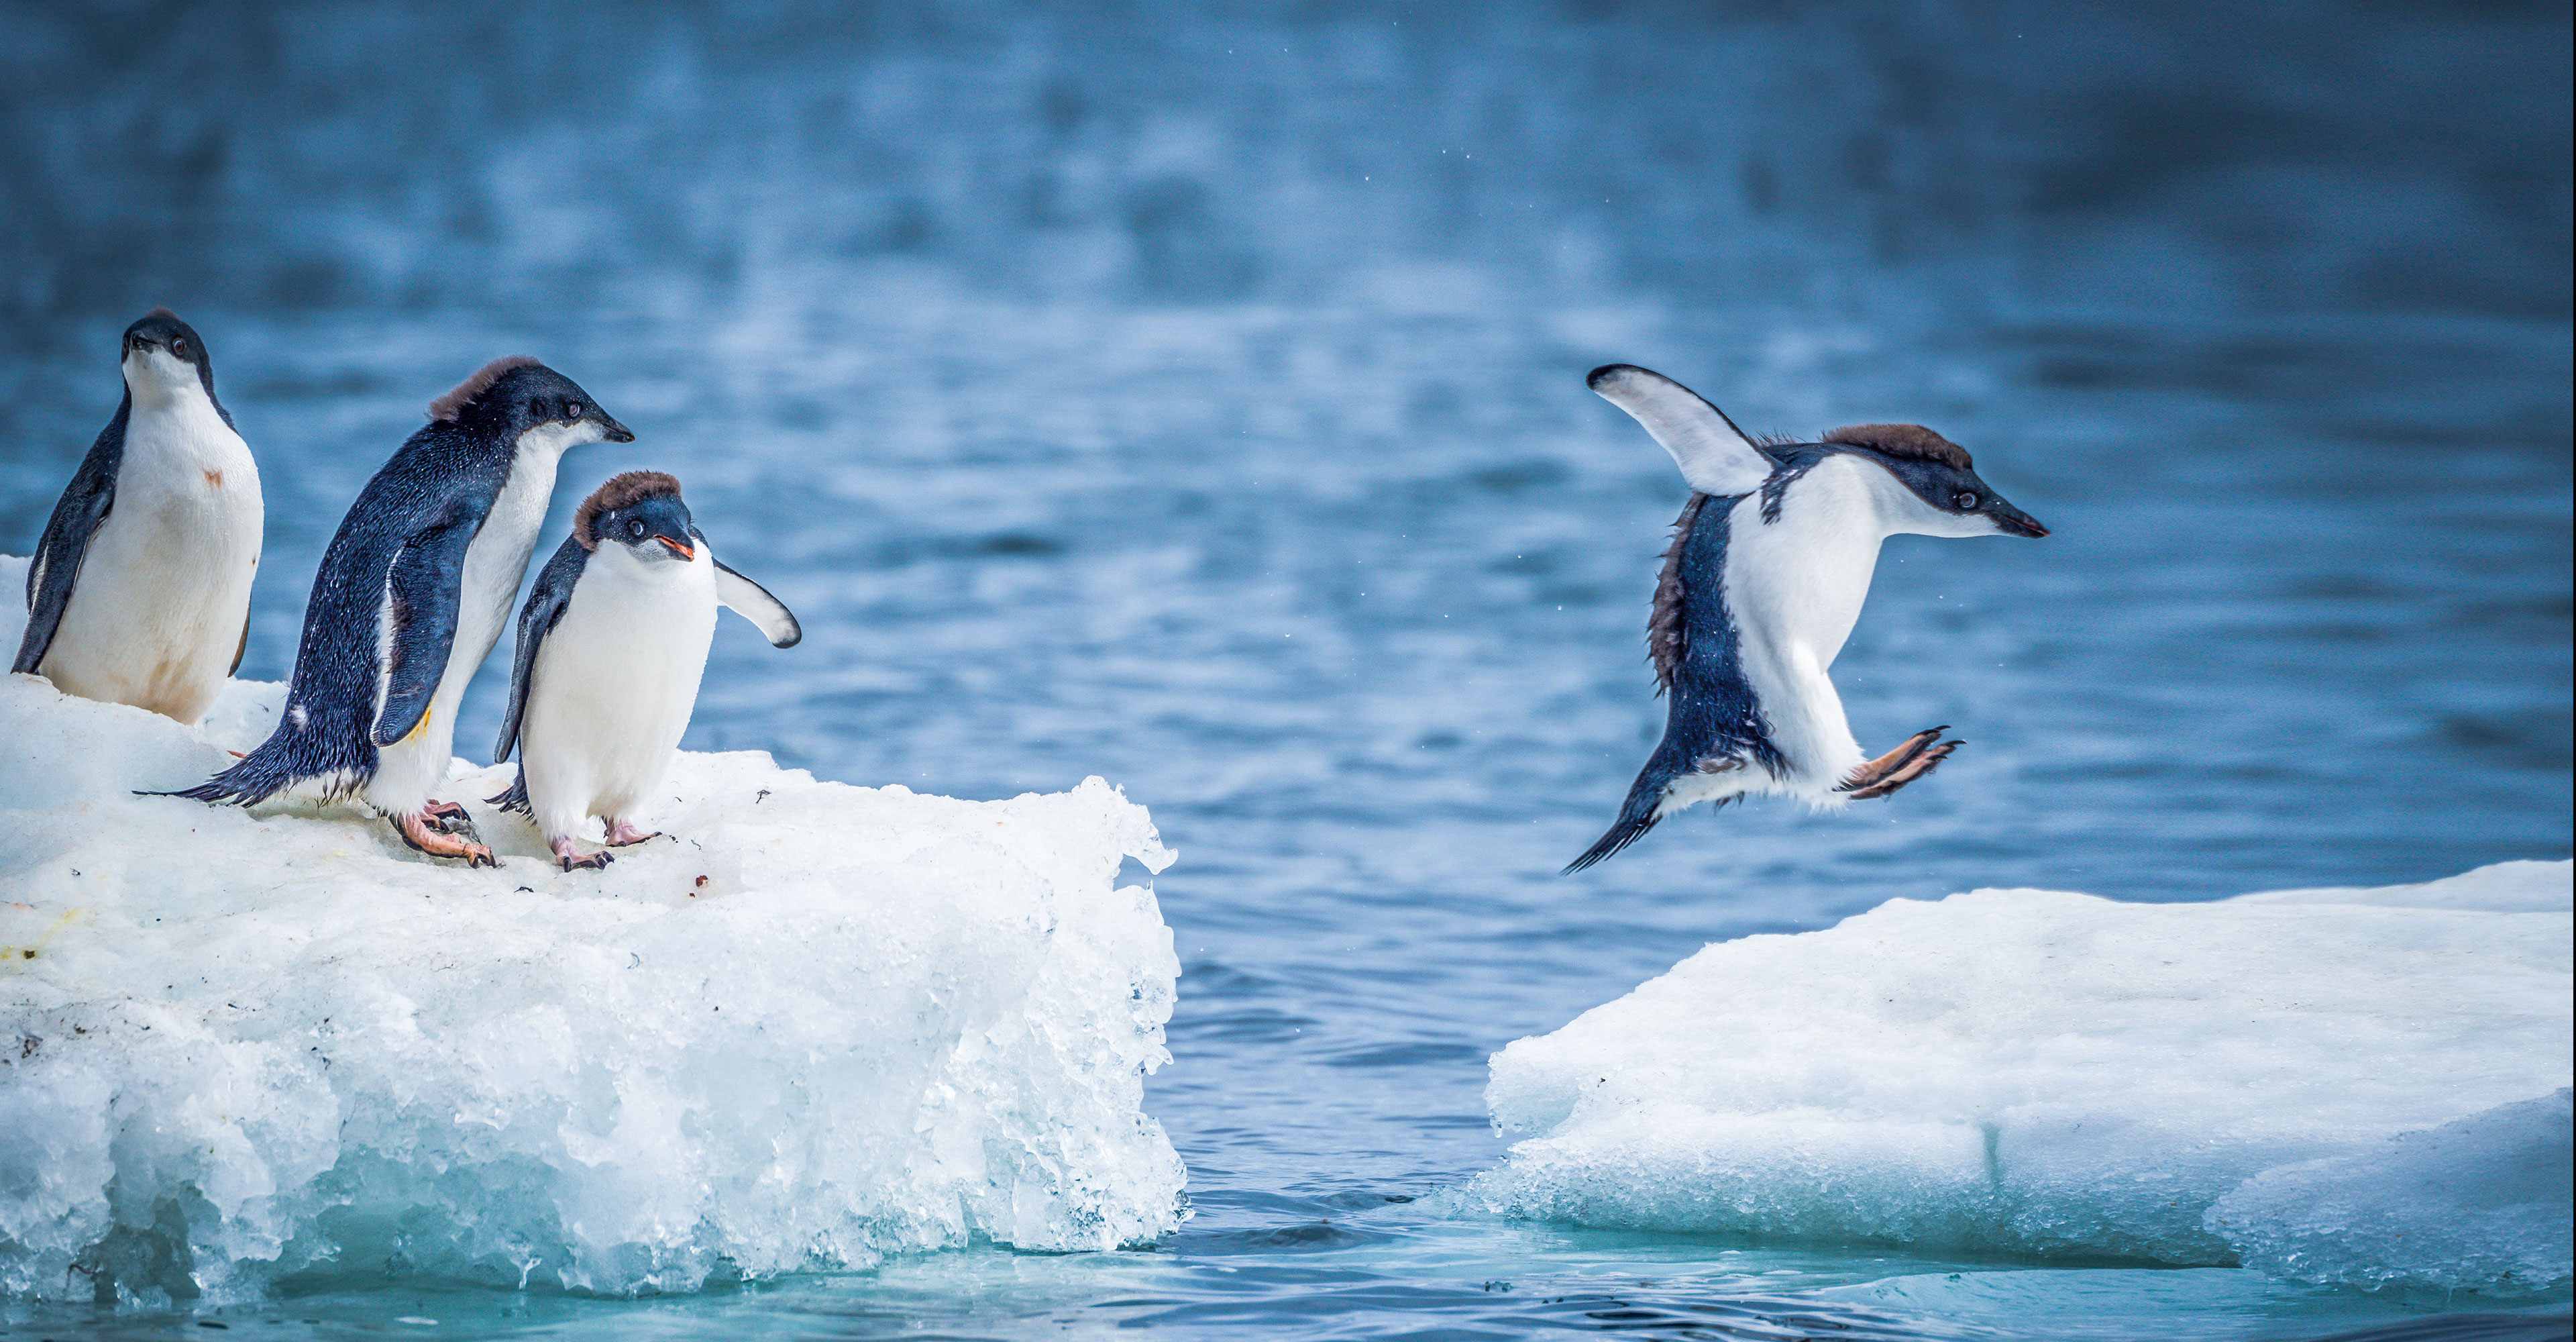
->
[0, 557, 1185, 1302]
[1466, 861, 2573, 1294]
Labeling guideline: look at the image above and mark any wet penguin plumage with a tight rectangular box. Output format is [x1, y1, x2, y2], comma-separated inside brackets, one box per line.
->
[15, 309, 262, 725]
[168, 356, 631, 866]
[1566, 364, 2050, 873]
[489, 472, 799, 870]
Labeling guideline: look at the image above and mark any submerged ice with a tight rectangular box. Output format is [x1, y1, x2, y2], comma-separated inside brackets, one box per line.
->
[0, 558, 1186, 1302]
[1467, 861, 2573, 1295]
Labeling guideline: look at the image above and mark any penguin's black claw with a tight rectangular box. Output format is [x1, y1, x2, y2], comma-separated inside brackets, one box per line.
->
[1843, 734, 1962, 800]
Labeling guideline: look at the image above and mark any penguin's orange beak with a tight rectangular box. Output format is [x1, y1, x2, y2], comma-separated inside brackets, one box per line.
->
[655, 535, 696, 560]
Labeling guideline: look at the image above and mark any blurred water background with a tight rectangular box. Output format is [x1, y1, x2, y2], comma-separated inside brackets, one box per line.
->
[1, 0, 2569, 1337]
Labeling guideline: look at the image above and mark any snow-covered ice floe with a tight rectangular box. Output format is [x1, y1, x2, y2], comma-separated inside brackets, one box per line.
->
[1464, 861, 2573, 1296]
[0, 558, 1185, 1302]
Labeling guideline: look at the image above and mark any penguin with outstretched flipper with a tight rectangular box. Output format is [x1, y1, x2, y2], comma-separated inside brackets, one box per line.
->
[1566, 364, 2051, 873]
[488, 472, 800, 870]
[163, 356, 631, 866]
[15, 309, 262, 725]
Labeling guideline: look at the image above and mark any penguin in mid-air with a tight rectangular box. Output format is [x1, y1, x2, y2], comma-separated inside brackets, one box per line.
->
[14, 309, 262, 724]
[488, 471, 800, 870]
[166, 356, 631, 866]
[1565, 364, 2050, 873]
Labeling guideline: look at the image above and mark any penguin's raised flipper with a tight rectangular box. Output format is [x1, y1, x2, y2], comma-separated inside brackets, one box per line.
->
[374, 512, 483, 747]
[1589, 364, 1774, 497]
[12, 424, 121, 674]
[494, 535, 587, 764]
[712, 556, 802, 648]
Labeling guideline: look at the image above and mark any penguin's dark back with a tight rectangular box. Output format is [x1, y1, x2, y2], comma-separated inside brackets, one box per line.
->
[1662, 493, 1786, 775]
[276, 421, 516, 753]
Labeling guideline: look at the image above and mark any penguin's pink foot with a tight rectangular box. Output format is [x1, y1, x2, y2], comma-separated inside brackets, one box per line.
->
[551, 837, 612, 871]
[1840, 728, 1960, 800]
[602, 821, 661, 847]
[422, 798, 478, 834]
[392, 811, 496, 867]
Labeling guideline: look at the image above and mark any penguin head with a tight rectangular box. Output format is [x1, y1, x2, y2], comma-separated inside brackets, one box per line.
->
[1818, 424, 2049, 541]
[429, 356, 635, 453]
[575, 471, 699, 568]
[119, 308, 221, 409]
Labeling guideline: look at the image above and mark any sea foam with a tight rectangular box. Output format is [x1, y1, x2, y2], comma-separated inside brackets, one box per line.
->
[1466, 861, 2572, 1294]
[0, 558, 1185, 1302]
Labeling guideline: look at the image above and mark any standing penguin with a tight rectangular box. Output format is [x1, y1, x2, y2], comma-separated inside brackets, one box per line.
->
[488, 472, 800, 870]
[1566, 364, 2050, 873]
[166, 357, 630, 866]
[14, 309, 262, 724]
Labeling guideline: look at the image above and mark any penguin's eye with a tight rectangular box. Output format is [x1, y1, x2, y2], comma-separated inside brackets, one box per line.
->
[1953, 491, 1979, 509]
[627, 519, 647, 540]
[170, 337, 189, 358]
[565, 401, 584, 421]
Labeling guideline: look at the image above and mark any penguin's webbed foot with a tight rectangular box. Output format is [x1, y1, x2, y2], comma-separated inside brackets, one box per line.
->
[392, 811, 496, 868]
[1840, 727, 1961, 800]
[602, 821, 661, 847]
[551, 837, 612, 871]
[421, 799, 483, 843]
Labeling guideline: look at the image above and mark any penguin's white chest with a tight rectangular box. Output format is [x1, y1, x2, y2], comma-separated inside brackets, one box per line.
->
[40, 392, 262, 724]
[450, 452, 561, 684]
[1716, 456, 1898, 793]
[519, 551, 718, 837]
[366, 432, 576, 817]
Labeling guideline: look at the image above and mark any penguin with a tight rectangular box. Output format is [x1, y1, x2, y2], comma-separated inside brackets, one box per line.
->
[165, 356, 631, 866]
[14, 309, 262, 725]
[487, 471, 800, 870]
[1565, 364, 2050, 873]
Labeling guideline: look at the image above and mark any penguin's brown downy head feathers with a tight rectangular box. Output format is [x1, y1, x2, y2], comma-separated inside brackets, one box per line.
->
[1821, 423, 1972, 470]
[142, 307, 180, 321]
[574, 470, 684, 550]
[427, 355, 544, 422]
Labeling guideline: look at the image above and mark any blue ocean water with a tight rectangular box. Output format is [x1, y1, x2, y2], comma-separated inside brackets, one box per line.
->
[1, 1, 2569, 1337]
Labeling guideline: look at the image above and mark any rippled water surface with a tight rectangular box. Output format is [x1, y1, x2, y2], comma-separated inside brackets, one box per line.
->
[2, 0, 2569, 1337]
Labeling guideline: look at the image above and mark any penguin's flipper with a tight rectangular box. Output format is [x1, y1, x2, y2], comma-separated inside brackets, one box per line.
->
[712, 556, 802, 648]
[372, 515, 482, 748]
[1588, 364, 1773, 497]
[12, 431, 121, 674]
[494, 535, 587, 765]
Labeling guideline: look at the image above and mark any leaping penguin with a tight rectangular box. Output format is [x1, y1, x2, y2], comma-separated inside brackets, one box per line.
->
[14, 309, 262, 724]
[488, 472, 800, 870]
[1565, 364, 2049, 873]
[166, 356, 631, 866]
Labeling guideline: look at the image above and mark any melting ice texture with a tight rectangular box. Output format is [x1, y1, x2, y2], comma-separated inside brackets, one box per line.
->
[1466, 860, 2573, 1296]
[0, 559, 1186, 1303]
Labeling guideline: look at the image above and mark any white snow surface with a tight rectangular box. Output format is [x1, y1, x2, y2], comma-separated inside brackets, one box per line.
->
[1466, 861, 2573, 1294]
[0, 558, 1187, 1302]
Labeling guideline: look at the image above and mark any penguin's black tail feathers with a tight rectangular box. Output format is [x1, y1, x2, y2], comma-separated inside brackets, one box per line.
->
[1563, 811, 1658, 874]
[1565, 774, 1678, 874]
[487, 772, 531, 815]
[142, 733, 354, 809]
[1563, 772, 1743, 874]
